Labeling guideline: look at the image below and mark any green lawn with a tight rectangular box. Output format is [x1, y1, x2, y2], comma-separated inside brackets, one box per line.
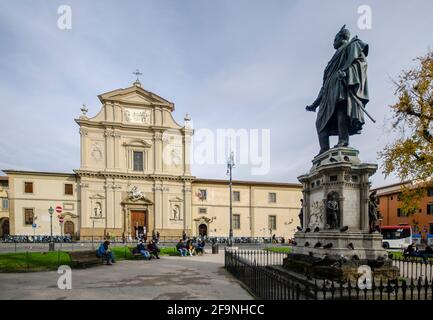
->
[0, 246, 179, 273]
[0, 251, 72, 272]
[265, 246, 292, 254]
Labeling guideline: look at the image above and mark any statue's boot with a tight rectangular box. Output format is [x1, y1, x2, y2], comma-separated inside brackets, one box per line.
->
[334, 141, 348, 148]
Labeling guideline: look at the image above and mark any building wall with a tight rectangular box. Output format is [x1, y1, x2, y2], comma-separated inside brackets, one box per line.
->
[75, 83, 194, 239]
[5, 172, 80, 236]
[191, 181, 302, 239]
[2, 83, 303, 240]
[375, 183, 433, 240]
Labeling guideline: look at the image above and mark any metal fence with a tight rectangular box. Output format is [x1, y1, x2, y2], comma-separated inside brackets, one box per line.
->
[392, 256, 433, 280]
[225, 249, 433, 300]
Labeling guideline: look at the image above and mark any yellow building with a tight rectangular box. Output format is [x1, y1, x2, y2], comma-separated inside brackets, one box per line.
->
[2, 81, 302, 240]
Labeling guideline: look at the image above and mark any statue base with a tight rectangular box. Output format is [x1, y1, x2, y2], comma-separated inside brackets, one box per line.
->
[287, 146, 399, 281]
[281, 253, 399, 282]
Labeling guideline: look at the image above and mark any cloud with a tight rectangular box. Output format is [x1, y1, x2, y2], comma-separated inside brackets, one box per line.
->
[0, 0, 432, 188]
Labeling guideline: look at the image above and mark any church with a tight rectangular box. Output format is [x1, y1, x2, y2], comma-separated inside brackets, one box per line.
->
[2, 80, 302, 241]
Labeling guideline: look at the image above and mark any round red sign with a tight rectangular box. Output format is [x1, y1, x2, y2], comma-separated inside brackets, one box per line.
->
[55, 206, 62, 213]
[58, 216, 64, 223]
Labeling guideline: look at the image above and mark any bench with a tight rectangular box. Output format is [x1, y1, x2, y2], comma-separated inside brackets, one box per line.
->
[69, 250, 103, 268]
[130, 247, 146, 260]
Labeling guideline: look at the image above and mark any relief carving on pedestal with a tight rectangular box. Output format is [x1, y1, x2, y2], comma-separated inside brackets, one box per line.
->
[308, 201, 324, 229]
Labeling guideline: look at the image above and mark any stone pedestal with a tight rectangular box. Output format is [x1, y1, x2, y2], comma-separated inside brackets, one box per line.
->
[283, 147, 398, 280]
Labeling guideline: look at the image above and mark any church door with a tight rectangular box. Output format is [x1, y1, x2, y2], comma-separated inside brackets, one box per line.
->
[64, 221, 74, 238]
[131, 210, 147, 239]
[198, 224, 208, 237]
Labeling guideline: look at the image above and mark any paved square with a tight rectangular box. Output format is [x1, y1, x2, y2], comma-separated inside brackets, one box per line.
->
[0, 251, 253, 300]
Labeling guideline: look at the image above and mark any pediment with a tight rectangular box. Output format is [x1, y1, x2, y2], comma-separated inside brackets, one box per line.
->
[169, 196, 183, 202]
[90, 193, 105, 200]
[98, 85, 174, 109]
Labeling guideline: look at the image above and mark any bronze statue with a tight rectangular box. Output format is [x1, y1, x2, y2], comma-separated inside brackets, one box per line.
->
[368, 190, 379, 232]
[326, 192, 340, 229]
[298, 199, 304, 229]
[306, 25, 371, 155]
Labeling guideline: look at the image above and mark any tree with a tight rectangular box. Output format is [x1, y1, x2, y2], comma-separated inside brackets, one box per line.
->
[379, 50, 433, 215]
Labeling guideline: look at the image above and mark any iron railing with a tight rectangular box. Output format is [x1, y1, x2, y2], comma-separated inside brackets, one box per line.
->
[225, 249, 433, 300]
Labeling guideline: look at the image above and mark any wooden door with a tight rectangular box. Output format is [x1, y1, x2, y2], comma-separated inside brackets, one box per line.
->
[131, 210, 147, 238]
[64, 221, 74, 237]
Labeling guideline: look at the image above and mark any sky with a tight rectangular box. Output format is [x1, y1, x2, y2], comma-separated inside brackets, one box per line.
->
[0, 0, 432, 188]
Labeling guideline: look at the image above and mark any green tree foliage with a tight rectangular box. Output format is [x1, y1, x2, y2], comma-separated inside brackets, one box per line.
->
[379, 51, 433, 215]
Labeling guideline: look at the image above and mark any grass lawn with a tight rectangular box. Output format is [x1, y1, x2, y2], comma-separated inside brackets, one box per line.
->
[265, 246, 292, 254]
[0, 246, 179, 273]
[0, 251, 72, 272]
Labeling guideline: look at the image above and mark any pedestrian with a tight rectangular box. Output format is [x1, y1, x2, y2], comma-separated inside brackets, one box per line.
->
[96, 240, 116, 265]
[147, 240, 160, 259]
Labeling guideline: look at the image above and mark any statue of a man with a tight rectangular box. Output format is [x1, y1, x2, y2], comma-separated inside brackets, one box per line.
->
[306, 25, 369, 155]
[368, 190, 379, 232]
[326, 193, 340, 229]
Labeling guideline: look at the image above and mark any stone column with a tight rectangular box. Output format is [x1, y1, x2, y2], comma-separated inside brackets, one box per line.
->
[113, 131, 121, 170]
[183, 130, 193, 176]
[79, 128, 89, 169]
[153, 131, 163, 174]
[154, 180, 163, 231]
[183, 182, 192, 234]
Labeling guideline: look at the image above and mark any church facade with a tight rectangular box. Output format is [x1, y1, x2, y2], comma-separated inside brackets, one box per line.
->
[3, 82, 302, 240]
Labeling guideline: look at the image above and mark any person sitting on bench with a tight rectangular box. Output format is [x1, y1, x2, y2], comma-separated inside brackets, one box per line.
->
[147, 240, 160, 259]
[176, 239, 187, 256]
[195, 239, 205, 255]
[186, 239, 195, 256]
[136, 240, 151, 260]
[96, 240, 116, 265]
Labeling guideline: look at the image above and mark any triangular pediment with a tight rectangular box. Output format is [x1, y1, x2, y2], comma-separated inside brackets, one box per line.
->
[98, 84, 174, 109]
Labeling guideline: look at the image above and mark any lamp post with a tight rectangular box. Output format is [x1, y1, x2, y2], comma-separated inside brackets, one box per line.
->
[92, 208, 97, 249]
[48, 206, 54, 251]
[226, 148, 235, 247]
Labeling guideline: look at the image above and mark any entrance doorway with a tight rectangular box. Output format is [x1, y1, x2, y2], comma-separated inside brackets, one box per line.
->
[0, 218, 9, 238]
[64, 221, 75, 238]
[198, 224, 208, 237]
[131, 210, 147, 239]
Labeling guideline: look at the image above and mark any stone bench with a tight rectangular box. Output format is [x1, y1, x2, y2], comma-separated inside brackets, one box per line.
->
[69, 250, 103, 268]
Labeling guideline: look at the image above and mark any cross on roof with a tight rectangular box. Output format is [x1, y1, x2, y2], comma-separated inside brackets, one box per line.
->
[132, 69, 143, 81]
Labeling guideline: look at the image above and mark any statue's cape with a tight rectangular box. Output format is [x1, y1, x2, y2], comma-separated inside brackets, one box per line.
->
[316, 37, 369, 135]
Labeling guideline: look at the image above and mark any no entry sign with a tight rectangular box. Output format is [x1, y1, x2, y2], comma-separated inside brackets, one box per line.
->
[55, 205, 63, 214]
[58, 216, 64, 223]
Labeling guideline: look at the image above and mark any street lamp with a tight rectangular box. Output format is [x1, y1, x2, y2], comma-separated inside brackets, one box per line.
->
[226, 147, 235, 247]
[48, 206, 54, 251]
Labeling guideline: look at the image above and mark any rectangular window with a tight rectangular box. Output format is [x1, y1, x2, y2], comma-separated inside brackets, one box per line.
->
[198, 189, 207, 200]
[268, 215, 277, 230]
[268, 192, 277, 203]
[427, 188, 433, 197]
[24, 208, 34, 225]
[1, 198, 8, 210]
[64, 184, 73, 195]
[199, 208, 207, 214]
[24, 182, 33, 194]
[427, 204, 433, 215]
[397, 208, 405, 217]
[133, 151, 144, 171]
[233, 191, 240, 202]
[233, 214, 241, 229]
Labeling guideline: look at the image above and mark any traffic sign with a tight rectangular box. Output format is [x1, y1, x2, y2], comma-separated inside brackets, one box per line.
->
[32, 223, 37, 229]
[55, 205, 63, 213]
[58, 216, 64, 223]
